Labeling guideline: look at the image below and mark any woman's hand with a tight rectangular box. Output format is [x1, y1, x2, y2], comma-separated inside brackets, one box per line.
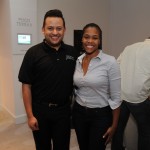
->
[103, 126, 116, 145]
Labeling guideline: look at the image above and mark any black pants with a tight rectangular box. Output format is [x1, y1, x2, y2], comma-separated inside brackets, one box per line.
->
[72, 101, 112, 150]
[111, 99, 150, 150]
[32, 102, 71, 150]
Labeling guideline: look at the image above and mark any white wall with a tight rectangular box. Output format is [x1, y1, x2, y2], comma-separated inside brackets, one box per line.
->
[10, 0, 37, 124]
[110, 0, 150, 57]
[0, 0, 15, 114]
[0, 0, 37, 124]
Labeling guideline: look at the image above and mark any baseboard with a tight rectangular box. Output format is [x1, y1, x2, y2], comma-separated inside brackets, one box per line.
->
[14, 114, 27, 124]
[0, 105, 27, 124]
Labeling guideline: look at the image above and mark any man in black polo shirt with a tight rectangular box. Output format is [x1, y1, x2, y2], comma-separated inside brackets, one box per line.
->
[18, 9, 78, 150]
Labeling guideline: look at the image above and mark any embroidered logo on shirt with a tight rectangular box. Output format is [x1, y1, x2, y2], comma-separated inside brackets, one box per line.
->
[66, 55, 74, 61]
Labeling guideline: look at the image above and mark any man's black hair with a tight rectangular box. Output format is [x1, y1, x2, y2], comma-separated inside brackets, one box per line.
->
[42, 9, 65, 28]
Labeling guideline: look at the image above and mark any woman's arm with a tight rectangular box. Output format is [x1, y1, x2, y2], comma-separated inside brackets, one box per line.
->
[103, 58, 122, 145]
[103, 107, 120, 145]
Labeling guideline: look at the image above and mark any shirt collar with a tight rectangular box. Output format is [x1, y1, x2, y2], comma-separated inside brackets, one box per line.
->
[78, 49, 102, 63]
[43, 39, 65, 52]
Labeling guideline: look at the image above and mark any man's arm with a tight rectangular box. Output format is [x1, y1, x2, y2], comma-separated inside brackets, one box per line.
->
[22, 83, 39, 131]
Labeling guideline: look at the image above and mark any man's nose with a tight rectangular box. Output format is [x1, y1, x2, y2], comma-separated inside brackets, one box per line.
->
[52, 29, 58, 34]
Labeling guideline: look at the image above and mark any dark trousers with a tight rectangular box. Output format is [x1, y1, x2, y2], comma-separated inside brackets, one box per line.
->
[72, 101, 112, 150]
[111, 98, 150, 150]
[32, 103, 71, 150]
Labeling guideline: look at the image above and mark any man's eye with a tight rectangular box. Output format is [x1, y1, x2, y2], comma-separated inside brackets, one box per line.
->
[57, 28, 62, 31]
[48, 27, 53, 30]
[93, 37, 99, 40]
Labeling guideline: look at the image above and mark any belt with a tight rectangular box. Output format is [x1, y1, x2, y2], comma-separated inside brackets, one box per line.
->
[34, 101, 69, 108]
[75, 101, 111, 112]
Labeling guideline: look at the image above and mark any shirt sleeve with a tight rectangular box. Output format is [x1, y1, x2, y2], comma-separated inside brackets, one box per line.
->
[108, 58, 122, 109]
[18, 50, 34, 84]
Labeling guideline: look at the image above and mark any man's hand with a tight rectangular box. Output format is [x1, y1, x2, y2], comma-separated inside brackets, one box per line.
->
[28, 116, 39, 131]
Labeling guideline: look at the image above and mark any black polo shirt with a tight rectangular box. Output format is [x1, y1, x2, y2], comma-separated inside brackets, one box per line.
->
[18, 40, 78, 105]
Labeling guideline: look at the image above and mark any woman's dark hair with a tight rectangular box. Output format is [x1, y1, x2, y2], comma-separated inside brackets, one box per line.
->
[42, 9, 65, 28]
[82, 23, 102, 49]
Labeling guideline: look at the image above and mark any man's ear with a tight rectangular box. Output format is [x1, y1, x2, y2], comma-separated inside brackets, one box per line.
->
[42, 28, 44, 34]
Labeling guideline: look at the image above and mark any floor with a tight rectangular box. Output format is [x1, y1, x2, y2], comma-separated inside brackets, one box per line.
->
[0, 108, 111, 150]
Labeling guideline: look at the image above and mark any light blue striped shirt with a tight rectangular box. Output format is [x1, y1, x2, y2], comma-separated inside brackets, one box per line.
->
[73, 50, 122, 109]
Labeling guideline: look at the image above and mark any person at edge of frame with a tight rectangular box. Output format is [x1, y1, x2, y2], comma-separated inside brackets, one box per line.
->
[111, 38, 150, 150]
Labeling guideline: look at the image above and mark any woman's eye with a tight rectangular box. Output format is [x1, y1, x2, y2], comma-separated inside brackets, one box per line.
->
[83, 36, 89, 39]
